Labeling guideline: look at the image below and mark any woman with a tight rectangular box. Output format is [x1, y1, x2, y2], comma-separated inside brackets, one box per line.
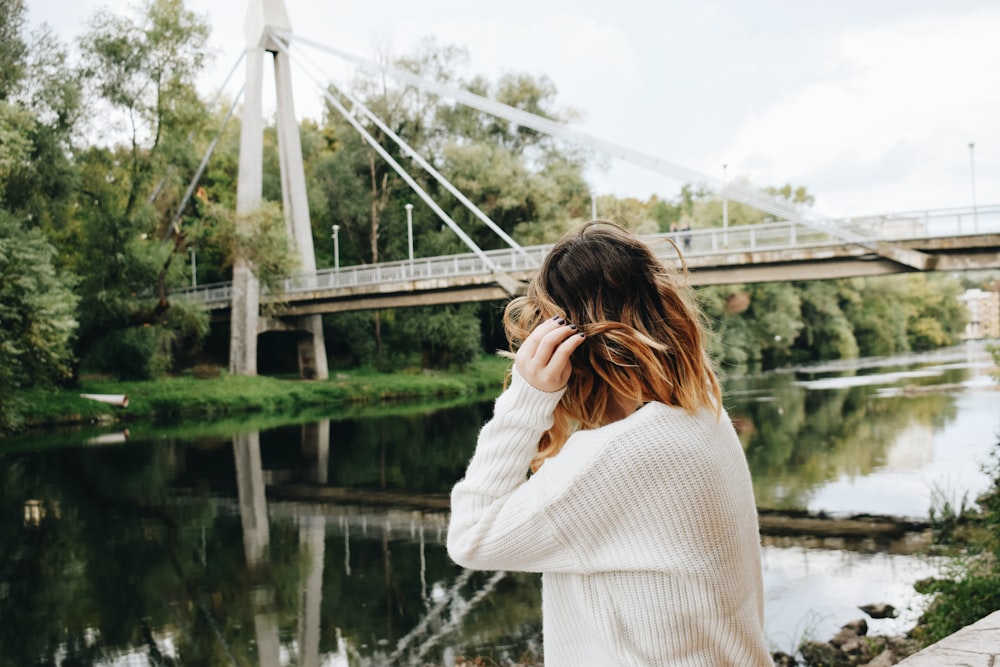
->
[447, 221, 771, 666]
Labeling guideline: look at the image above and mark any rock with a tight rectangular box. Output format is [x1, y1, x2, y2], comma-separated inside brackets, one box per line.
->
[840, 638, 866, 655]
[859, 603, 899, 619]
[772, 651, 798, 666]
[864, 649, 896, 666]
[830, 619, 868, 648]
[799, 639, 838, 666]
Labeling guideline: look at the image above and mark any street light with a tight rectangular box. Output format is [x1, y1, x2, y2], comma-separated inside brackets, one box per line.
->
[405, 203, 414, 276]
[190, 246, 197, 287]
[722, 163, 729, 248]
[969, 142, 978, 232]
[331, 224, 340, 270]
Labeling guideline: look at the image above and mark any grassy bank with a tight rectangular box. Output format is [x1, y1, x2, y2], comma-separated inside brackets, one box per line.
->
[7, 356, 511, 435]
[911, 439, 1000, 647]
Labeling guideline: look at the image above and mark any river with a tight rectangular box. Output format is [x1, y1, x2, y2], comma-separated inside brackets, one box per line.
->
[0, 343, 996, 665]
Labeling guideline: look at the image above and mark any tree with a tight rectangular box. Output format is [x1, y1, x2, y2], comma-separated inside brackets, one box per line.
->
[0, 2, 82, 242]
[903, 273, 967, 350]
[842, 277, 911, 357]
[792, 281, 859, 362]
[763, 183, 816, 207]
[395, 304, 483, 369]
[71, 0, 213, 377]
[0, 0, 27, 102]
[0, 211, 79, 431]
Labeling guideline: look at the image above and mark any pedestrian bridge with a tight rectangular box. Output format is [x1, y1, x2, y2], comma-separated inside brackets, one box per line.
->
[175, 205, 1000, 317]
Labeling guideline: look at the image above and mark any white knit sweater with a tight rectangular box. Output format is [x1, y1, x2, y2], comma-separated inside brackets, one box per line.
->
[448, 369, 772, 666]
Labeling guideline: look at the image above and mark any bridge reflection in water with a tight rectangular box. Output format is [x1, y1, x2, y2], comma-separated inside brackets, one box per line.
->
[216, 345, 992, 664]
[220, 415, 947, 665]
[226, 419, 516, 667]
[10, 345, 989, 665]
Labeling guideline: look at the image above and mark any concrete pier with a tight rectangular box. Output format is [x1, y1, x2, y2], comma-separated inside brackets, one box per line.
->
[897, 610, 1000, 666]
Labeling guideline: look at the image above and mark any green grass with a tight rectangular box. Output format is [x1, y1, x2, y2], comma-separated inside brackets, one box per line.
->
[914, 434, 1000, 646]
[7, 356, 510, 436]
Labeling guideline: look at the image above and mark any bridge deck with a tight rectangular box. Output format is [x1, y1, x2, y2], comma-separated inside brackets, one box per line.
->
[174, 206, 1000, 316]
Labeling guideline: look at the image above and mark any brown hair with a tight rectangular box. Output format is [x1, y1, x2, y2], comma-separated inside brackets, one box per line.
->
[502, 220, 722, 471]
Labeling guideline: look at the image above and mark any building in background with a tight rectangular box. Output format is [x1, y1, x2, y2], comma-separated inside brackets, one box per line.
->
[959, 287, 1000, 340]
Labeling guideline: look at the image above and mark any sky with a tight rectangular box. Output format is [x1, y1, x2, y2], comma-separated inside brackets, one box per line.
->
[26, 0, 1000, 218]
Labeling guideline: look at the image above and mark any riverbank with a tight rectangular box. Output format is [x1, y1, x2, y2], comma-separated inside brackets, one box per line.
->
[3, 356, 511, 436]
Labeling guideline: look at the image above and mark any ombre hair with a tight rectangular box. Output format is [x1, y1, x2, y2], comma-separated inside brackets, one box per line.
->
[503, 220, 722, 471]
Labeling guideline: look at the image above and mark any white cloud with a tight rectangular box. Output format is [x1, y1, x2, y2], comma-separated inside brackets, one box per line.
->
[25, 0, 1000, 216]
[725, 10, 1000, 215]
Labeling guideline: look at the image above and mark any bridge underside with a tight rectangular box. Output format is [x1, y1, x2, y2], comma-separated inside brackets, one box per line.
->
[254, 274, 526, 325]
[688, 234, 1000, 285]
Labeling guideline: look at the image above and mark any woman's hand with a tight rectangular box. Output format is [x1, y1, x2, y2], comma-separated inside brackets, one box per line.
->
[515, 316, 586, 392]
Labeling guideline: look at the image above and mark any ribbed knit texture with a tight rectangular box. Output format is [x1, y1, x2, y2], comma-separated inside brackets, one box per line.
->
[448, 369, 772, 666]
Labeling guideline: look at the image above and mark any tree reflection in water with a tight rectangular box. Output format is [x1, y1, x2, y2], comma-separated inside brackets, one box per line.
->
[729, 369, 959, 510]
[0, 345, 995, 664]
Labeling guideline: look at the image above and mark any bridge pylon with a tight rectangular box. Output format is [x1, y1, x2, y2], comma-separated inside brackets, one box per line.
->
[229, 0, 328, 379]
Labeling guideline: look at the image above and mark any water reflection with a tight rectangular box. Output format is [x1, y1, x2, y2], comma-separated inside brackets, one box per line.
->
[729, 344, 996, 517]
[0, 345, 996, 664]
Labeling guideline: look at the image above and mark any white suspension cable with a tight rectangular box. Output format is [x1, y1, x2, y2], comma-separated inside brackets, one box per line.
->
[269, 36, 503, 272]
[149, 50, 248, 205]
[286, 38, 533, 262]
[285, 33, 880, 250]
[165, 82, 247, 238]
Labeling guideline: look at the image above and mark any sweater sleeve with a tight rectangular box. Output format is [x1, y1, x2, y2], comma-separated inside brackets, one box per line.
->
[446, 368, 582, 573]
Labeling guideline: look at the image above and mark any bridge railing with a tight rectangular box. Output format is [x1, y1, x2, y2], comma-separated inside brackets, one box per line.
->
[833, 205, 1000, 240]
[171, 205, 1000, 307]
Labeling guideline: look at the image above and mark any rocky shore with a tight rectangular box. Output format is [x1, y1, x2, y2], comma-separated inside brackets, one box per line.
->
[772, 604, 921, 666]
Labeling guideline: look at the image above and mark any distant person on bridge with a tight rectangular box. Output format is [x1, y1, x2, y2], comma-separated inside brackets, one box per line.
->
[680, 220, 692, 250]
[448, 221, 771, 666]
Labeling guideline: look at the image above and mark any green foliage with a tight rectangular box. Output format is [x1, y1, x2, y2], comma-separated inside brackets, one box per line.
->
[902, 274, 967, 350]
[698, 273, 970, 372]
[201, 199, 298, 295]
[0, 211, 79, 431]
[928, 480, 972, 544]
[0, 0, 27, 101]
[913, 573, 1000, 645]
[0, 103, 33, 185]
[82, 297, 209, 380]
[325, 311, 379, 368]
[395, 304, 484, 370]
[84, 325, 160, 380]
[914, 439, 1000, 646]
[326, 305, 484, 371]
[49, 0, 216, 379]
[10, 355, 509, 430]
[792, 281, 859, 363]
[763, 183, 816, 206]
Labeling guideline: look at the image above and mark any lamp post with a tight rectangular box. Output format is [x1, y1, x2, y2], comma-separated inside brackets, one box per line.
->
[969, 142, 978, 232]
[331, 225, 340, 270]
[405, 203, 414, 276]
[722, 163, 729, 248]
[190, 246, 197, 287]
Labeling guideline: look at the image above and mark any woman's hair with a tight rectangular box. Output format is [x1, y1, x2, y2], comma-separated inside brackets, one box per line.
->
[502, 220, 722, 471]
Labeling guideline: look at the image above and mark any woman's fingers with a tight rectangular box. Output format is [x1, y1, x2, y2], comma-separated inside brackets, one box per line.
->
[516, 316, 585, 392]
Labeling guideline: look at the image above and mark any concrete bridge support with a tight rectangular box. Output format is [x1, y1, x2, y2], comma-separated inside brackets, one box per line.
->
[229, 0, 328, 378]
[232, 429, 282, 665]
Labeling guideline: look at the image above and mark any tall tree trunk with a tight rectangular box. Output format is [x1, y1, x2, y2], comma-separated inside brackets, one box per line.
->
[368, 152, 390, 357]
